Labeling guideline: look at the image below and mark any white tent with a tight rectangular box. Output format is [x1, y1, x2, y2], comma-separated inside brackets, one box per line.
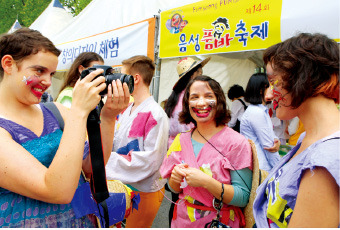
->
[29, 0, 74, 40]
[51, 0, 200, 45]
[49, 0, 339, 108]
[8, 19, 22, 33]
[49, 0, 200, 98]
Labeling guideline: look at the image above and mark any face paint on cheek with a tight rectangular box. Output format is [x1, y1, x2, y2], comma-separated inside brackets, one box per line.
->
[208, 100, 216, 108]
[273, 88, 288, 110]
[22, 75, 40, 85]
[189, 99, 216, 110]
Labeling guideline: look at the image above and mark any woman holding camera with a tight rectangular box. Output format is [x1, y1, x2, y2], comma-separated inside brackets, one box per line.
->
[56, 52, 104, 108]
[0, 28, 130, 227]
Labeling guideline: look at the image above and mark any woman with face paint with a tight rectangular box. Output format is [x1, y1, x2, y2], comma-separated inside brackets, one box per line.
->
[164, 56, 210, 226]
[253, 33, 339, 227]
[160, 75, 253, 227]
[0, 28, 130, 227]
[240, 73, 281, 172]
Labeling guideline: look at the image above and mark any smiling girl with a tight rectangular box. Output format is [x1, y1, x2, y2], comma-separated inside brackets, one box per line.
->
[160, 75, 252, 227]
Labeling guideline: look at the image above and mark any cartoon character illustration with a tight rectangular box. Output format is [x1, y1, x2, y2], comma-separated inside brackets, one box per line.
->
[171, 13, 182, 28]
[212, 17, 229, 39]
[166, 12, 188, 34]
[179, 20, 188, 32]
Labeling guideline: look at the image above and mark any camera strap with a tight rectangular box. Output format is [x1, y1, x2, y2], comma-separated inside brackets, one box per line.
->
[87, 102, 110, 227]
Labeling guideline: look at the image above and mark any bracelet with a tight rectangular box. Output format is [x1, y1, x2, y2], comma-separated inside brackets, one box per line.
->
[220, 183, 224, 201]
[213, 183, 224, 210]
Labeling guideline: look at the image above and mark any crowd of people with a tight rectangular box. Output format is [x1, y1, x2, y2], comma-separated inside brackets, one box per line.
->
[0, 28, 338, 228]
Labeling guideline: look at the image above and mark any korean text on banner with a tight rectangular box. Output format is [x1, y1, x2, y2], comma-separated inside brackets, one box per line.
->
[159, 0, 282, 58]
[56, 18, 155, 71]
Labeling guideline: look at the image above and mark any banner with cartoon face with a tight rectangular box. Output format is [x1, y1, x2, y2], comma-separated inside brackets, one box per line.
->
[159, 0, 282, 58]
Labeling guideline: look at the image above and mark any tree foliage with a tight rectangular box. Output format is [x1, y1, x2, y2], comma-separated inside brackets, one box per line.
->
[0, 0, 92, 35]
[60, 0, 92, 16]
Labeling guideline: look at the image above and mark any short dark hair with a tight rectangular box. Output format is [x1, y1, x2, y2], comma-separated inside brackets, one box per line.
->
[244, 73, 270, 105]
[0, 28, 61, 79]
[227, 84, 245, 100]
[179, 75, 231, 127]
[263, 32, 339, 108]
[122, 55, 155, 86]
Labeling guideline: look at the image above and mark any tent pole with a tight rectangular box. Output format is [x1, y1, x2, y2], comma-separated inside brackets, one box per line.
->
[152, 15, 161, 103]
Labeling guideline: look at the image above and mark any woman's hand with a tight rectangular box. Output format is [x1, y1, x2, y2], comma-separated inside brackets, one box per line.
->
[100, 79, 131, 120]
[71, 69, 106, 118]
[170, 164, 188, 184]
[182, 167, 211, 188]
[264, 138, 281, 152]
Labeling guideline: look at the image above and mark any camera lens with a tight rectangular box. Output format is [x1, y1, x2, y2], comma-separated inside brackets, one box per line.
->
[122, 74, 134, 94]
[80, 65, 134, 96]
[103, 73, 134, 95]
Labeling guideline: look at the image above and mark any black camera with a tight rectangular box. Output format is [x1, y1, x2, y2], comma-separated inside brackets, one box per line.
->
[80, 65, 134, 95]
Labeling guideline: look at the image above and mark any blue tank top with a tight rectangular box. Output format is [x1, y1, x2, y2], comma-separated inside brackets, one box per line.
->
[0, 104, 95, 227]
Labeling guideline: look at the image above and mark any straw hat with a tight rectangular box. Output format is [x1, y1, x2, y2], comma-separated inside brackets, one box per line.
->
[173, 56, 211, 90]
[96, 180, 133, 227]
[107, 180, 132, 210]
[244, 139, 269, 228]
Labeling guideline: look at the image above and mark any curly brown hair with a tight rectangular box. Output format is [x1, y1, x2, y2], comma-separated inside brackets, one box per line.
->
[179, 75, 230, 127]
[263, 33, 339, 108]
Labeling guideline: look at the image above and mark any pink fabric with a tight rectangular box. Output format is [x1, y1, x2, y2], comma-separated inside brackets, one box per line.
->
[160, 126, 252, 227]
[128, 112, 157, 140]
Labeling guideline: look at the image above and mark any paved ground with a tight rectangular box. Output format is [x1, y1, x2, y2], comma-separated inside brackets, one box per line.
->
[151, 189, 172, 228]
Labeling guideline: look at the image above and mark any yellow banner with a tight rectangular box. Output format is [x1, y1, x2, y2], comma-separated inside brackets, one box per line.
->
[159, 0, 282, 58]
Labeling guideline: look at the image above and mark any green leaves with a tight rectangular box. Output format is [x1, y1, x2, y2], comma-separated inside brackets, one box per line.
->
[0, 0, 92, 34]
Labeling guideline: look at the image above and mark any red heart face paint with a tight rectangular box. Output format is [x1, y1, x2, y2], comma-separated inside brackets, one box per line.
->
[22, 75, 39, 85]
[22, 75, 44, 98]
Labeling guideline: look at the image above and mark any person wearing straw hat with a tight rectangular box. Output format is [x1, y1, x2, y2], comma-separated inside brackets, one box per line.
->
[165, 56, 211, 148]
[164, 56, 210, 226]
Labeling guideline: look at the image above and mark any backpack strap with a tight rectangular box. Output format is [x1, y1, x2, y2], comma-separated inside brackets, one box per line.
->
[43, 102, 65, 131]
[237, 98, 248, 110]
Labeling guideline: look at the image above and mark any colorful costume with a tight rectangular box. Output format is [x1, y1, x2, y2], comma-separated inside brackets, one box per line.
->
[0, 104, 95, 228]
[168, 91, 194, 147]
[253, 131, 340, 227]
[160, 126, 252, 228]
[106, 96, 169, 191]
[105, 96, 169, 227]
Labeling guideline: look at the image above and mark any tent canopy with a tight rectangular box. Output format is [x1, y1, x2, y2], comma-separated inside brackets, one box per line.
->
[29, 0, 74, 40]
[48, 0, 339, 107]
[51, 0, 200, 45]
[8, 19, 22, 33]
[49, 0, 200, 98]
